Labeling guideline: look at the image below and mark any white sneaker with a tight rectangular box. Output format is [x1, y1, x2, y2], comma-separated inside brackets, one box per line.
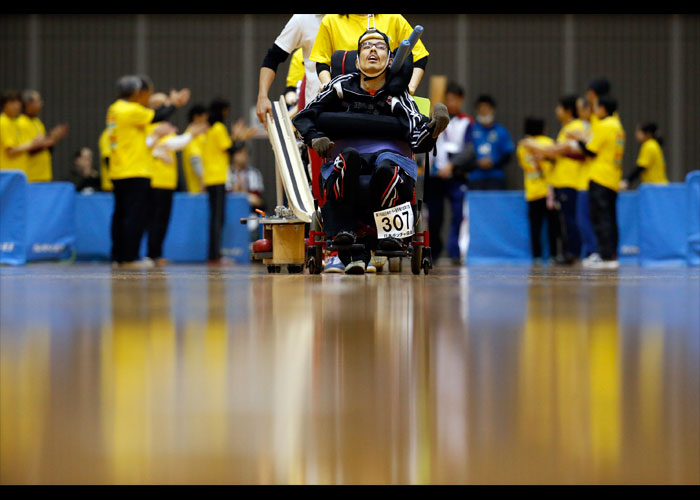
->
[583, 253, 619, 269]
[344, 260, 366, 275]
[581, 253, 602, 268]
[366, 262, 377, 273]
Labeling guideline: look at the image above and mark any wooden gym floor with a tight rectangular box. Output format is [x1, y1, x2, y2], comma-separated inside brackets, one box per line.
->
[0, 262, 698, 484]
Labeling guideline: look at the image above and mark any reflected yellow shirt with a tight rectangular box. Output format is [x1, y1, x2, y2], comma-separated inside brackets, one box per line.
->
[18, 115, 52, 182]
[183, 128, 205, 193]
[98, 128, 113, 191]
[549, 119, 585, 190]
[0, 112, 28, 173]
[586, 115, 625, 192]
[106, 99, 155, 180]
[201, 122, 232, 186]
[149, 127, 178, 190]
[310, 14, 429, 69]
[517, 135, 554, 201]
[636, 138, 668, 184]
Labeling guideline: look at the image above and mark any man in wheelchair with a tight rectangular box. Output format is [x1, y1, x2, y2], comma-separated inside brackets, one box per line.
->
[292, 28, 449, 274]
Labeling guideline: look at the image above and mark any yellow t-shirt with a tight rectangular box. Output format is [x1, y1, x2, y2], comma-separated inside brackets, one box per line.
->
[549, 118, 585, 190]
[98, 128, 113, 191]
[286, 48, 305, 90]
[636, 138, 668, 184]
[106, 99, 155, 180]
[182, 128, 205, 193]
[149, 128, 178, 190]
[0, 112, 29, 173]
[517, 135, 554, 201]
[19, 115, 52, 182]
[201, 122, 232, 186]
[310, 14, 429, 70]
[586, 115, 625, 192]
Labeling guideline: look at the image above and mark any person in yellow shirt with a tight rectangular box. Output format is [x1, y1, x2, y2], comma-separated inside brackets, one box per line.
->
[19, 90, 68, 182]
[106, 75, 189, 268]
[573, 96, 625, 269]
[284, 48, 305, 114]
[182, 104, 208, 193]
[620, 122, 669, 190]
[0, 90, 52, 174]
[98, 127, 113, 191]
[516, 118, 559, 262]
[145, 93, 208, 266]
[202, 97, 234, 264]
[310, 14, 429, 95]
[522, 96, 586, 263]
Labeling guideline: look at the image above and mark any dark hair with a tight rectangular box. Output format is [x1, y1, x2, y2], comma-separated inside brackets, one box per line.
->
[597, 95, 617, 116]
[639, 122, 663, 146]
[188, 103, 207, 123]
[137, 74, 153, 92]
[208, 97, 230, 125]
[116, 75, 142, 99]
[558, 95, 578, 118]
[587, 77, 611, 97]
[446, 82, 464, 97]
[524, 117, 545, 136]
[475, 94, 496, 108]
[0, 89, 21, 108]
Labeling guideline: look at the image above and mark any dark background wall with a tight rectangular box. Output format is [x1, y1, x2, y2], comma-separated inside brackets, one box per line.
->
[1, 13, 697, 212]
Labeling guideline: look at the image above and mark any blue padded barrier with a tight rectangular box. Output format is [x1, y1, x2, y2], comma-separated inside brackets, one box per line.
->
[76, 192, 250, 263]
[638, 183, 688, 267]
[686, 171, 700, 266]
[0, 170, 28, 266]
[466, 185, 694, 267]
[466, 191, 532, 265]
[26, 182, 76, 261]
[74, 193, 114, 260]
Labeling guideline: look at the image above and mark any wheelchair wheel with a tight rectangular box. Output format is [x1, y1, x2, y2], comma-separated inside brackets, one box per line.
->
[411, 246, 423, 275]
[389, 257, 402, 273]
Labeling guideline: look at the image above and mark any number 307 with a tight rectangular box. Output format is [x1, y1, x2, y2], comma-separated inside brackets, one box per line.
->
[381, 211, 410, 232]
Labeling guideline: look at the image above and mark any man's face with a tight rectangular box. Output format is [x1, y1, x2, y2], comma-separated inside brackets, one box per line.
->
[358, 37, 390, 76]
[444, 92, 464, 116]
[3, 99, 22, 118]
[24, 93, 43, 117]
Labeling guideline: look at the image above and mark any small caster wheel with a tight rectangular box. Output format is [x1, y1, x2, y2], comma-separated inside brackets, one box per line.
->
[287, 264, 303, 274]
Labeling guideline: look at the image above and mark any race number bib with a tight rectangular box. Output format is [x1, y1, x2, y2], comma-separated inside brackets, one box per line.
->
[374, 202, 415, 240]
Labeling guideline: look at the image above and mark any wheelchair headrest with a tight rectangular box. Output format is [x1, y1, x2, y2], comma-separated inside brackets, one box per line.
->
[330, 50, 359, 78]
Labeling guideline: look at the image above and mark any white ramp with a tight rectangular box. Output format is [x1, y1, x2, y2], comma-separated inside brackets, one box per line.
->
[267, 97, 314, 223]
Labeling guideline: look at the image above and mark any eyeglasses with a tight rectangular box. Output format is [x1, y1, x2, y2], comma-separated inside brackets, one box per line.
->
[360, 40, 389, 52]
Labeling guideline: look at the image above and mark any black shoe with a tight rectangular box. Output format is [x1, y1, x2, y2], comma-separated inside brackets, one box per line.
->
[333, 231, 356, 246]
[378, 237, 402, 252]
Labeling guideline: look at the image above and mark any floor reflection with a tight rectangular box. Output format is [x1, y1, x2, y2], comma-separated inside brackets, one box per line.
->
[0, 264, 698, 484]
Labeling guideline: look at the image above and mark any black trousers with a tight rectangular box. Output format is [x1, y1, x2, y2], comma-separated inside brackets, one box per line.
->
[554, 187, 581, 259]
[588, 180, 619, 260]
[527, 197, 560, 259]
[147, 187, 174, 260]
[111, 177, 151, 263]
[207, 184, 226, 261]
[321, 148, 415, 265]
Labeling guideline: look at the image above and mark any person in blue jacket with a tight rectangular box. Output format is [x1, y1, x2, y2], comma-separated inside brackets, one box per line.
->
[468, 94, 515, 190]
